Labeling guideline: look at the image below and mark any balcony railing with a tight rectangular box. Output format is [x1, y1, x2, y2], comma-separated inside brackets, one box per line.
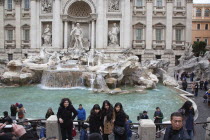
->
[5, 9, 15, 17]
[133, 6, 146, 15]
[173, 6, 186, 16]
[22, 8, 30, 17]
[172, 40, 185, 50]
[5, 40, 16, 49]
[21, 40, 30, 49]
[132, 40, 145, 49]
[153, 6, 165, 15]
[152, 40, 165, 49]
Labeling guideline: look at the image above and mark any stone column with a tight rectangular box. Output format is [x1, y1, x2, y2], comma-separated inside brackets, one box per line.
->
[146, 0, 153, 50]
[0, 0, 4, 49]
[124, 0, 131, 48]
[166, 0, 173, 50]
[206, 117, 210, 140]
[185, 0, 193, 46]
[96, 0, 104, 48]
[30, 0, 37, 48]
[64, 21, 68, 49]
[15, 0, 21, 49]
[46, 115, 62, 140]
[91, 20, 95, 51]
[138, 119, 156, 140]
[52, 0, 61, 48]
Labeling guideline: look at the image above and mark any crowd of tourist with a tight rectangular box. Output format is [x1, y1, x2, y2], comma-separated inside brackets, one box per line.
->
[176, 71, 210, 106]
[0, 97, 198, 140]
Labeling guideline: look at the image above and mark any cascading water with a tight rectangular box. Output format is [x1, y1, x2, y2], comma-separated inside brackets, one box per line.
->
[96, 74, 109, 92]
[41, 70, 84, 88]
[90, 73, 95, 90]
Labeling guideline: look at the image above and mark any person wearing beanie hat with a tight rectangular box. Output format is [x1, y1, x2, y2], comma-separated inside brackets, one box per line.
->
[15, 103, 19, 107]
[17, 104, 26, 122]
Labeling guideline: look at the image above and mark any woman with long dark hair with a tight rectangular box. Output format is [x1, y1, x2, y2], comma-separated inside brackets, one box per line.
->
[113, 102, 127, 140]
[57, 98, 78, 140]
[179, 101, 195, 140]
[101, 100, 115, 140]
[88, 104, 102, 134]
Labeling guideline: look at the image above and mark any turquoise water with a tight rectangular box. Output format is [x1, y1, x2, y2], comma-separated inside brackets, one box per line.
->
[0, 84, 184, 122]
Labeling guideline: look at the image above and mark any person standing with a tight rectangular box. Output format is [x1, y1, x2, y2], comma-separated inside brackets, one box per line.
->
[154, 107, 164, 138]
[101, 100, 115, 140]
[176, 72, 179, 81]
[194, 82, 199, 97]
[113, 102, 127, 140]
[200, 80, 204, 90]
[182, 80, 188, 91]
[204, 80, 209, 91]
[206, 89, 210, 106]
[88, 104, 102, 134]
[77, 104, 86, 132]
[140, 111, 149, 119]
[191, 82, 195, 95]
[125, 115, 132, 140]
[45, 107, 54, 119]
[179, 101, 195, 140]
[10, 104, 17, 121]
[163, 112, 191, 140]
[190, 72, 194, 82]
[57, 98, 78, 140]
[17, 104, 26, 122]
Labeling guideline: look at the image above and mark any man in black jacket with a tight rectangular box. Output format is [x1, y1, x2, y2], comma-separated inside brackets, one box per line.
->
[163, 112, 191, 140]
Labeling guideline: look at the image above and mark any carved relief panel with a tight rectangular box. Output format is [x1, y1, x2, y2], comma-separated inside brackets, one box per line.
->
[41, 0, 52, 13]
[108, 0, 120, 12]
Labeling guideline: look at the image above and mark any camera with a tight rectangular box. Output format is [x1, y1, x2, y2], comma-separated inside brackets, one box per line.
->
[3, 124, 13, 133]
[137, 113, 143, 121]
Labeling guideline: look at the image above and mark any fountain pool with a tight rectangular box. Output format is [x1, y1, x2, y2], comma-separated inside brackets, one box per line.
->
[0, 84, 184, 122]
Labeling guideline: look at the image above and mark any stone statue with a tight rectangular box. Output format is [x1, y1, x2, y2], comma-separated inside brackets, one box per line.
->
[108, 23, 120, 46]
[109, 0, 120, 11]
[70, 23, 84, 49]
[42, 24, 52, 46]
[41, 0, 52, 13]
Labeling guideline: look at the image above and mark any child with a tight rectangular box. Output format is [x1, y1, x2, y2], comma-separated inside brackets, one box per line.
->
[80, 124, 88, 140]
[125, 115, 132, 140]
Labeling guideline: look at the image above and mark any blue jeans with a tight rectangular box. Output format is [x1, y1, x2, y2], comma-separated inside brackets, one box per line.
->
[187, 130, 194, 140]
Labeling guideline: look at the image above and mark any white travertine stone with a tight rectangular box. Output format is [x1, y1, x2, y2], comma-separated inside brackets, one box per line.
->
[0, 1, 4, 49]
[146, 1, 153, 49]
[46, 115, 62, 140]
[138, 119, 156, 140]
[15, 0, 21, 49]
[96, 0, 104, 48]
[205, 117, 210, 140]
[30, 0, 37, 48]
[166, 1, 173, 50]
[91, 20, 95, 50]
[186, 1, 193, 45]
[52, 0, 61, 48]
[124, 0, 131, 48]
[64, 21, 68, 49]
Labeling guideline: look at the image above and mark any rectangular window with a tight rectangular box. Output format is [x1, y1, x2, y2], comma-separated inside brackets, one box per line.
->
[205, 38, 208, 45]
[205, 24, 209, 30]
[157, 0, 162, 7]
[24, 0, 30, 9]
[197, 24, 200, 30]
[177, 0, 181, 7]
[24, 29, 30, 41]
[7, 30, 13, 41]
[7, 0, 12, 10]
[176, 29, 181, 41]
[8, 54, 13, 61]
[136, 29, 142, 40]
[156, 29, 162, 41]
[136, 0, 143, 7]
[156, 55, 161, 59]
[197, 38, 200, 42]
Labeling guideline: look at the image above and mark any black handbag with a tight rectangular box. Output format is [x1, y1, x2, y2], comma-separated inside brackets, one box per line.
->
[114, 126, 125, 136]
